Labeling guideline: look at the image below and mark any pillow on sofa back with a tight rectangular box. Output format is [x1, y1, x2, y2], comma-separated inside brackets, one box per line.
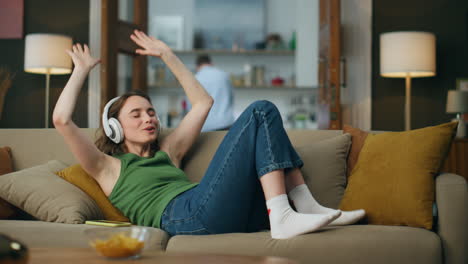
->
[56, 164, 129, 222]
[295, 133, 351, 209]
[339, 122, 458, 229]
[0, 146, 17, 219]
[0, 146, 13, 175]
[0, 160, 103, 223]
[342, 125, 369, 177]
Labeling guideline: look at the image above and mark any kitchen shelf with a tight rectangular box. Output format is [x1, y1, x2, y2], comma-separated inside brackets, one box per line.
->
[150, 84, 316, 94]
[233, 85, 316, 90]
[173, 49, 295, 56]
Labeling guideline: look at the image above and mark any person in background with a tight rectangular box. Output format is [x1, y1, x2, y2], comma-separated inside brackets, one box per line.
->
[188, 54, 235, 132]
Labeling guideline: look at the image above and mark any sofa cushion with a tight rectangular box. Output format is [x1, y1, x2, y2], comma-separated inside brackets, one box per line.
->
[0, 160, 103, 224]
[56, 164, 130, 222]
[295, 133, 351, 208]
[0, 220, 169, 251]
[0, 146, 17, 219]
[340, 122, 458, 229]
[165, 225, 442, 264]
[181, 130, 344, 183]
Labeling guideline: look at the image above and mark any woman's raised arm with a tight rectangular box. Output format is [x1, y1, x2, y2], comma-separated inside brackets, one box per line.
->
[130, 30, 213, 165]
[53, 44, 118, 180]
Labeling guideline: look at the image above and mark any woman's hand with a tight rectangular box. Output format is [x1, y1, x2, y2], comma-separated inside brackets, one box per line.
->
[65, 43, 100, 72]
[130, 30, 171, 58]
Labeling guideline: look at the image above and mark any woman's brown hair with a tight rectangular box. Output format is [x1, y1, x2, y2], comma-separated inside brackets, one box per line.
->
[95, 90, 161, 156]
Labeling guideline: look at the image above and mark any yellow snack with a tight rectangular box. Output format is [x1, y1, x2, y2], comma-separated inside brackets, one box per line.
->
[90, 233, 144, 258]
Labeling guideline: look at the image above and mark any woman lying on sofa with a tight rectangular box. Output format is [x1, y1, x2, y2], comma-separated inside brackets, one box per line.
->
[52, 30, 365, 239]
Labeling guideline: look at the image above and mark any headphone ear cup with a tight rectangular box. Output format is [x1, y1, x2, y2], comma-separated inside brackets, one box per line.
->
[108, 118, 124, 144]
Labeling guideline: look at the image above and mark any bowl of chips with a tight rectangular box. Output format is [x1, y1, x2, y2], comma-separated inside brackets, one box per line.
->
[83, 226, 150, 259]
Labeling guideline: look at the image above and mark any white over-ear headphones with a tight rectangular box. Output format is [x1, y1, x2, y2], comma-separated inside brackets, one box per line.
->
[102, 97, 124, 144]
[102, 96, 162, 144]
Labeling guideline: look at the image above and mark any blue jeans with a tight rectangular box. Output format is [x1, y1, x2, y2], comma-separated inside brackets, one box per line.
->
[160, 100, 304, 236]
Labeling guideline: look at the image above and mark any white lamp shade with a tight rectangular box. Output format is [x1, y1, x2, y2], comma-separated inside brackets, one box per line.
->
[380, 31, 436, 78]
[446, 90, 468, 113]
[24, 33, 72, 75]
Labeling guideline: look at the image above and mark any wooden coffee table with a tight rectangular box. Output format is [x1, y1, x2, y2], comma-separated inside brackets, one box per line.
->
[29, 248, 298, 264]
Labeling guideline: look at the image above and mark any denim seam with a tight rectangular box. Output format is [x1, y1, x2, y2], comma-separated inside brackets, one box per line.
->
[258, 161, 293, 176]
[162, 194, 197, 225]
[258, 158, 304, 176]
[253, 109, 273, 162]
[261, 111, 275, 163]
[172, 227, 208, 235]
[166, 193, 199, 224]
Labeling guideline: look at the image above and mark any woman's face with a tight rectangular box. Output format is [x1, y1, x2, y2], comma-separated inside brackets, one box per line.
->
[118, 96, 159, 145]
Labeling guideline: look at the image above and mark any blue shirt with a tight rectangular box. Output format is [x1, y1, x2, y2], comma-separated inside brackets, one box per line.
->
[190, 65, 235, 132]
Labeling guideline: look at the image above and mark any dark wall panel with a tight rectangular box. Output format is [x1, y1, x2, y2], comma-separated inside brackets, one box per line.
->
[372, 0, 468, 130]
[0, 0, 89, 128]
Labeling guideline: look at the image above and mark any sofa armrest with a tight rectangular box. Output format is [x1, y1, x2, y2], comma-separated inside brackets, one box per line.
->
[436, 173, 468, 264]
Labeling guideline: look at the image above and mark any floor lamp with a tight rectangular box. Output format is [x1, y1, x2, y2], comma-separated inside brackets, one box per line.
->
[380, 31, 436, 131]
[446, 90, 468, 138]
[24, 33, 72, 128]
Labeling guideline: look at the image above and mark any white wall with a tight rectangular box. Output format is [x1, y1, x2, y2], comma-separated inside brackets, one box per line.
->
[296, 0, 319, 87]
[88, 0, 101, 128]
[148, 0, 195, 50]
[118, 0, 134, 95]
[266, 0, 296, 39]
[341, 0, 372, 130]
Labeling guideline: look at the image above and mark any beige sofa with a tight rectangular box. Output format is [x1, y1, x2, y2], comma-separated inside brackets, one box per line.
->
[0, 128, 467, 264]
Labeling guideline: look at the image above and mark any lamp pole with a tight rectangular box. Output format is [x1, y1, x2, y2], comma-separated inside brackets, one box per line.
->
[405, 74, 412, 131]
[45, 68, 50, 128]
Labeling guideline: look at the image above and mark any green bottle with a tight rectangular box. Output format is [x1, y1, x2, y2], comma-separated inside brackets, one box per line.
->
[289, 31, 296, 51]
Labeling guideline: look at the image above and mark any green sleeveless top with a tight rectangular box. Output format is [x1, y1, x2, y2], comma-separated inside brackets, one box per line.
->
[109, 151, 198, 228]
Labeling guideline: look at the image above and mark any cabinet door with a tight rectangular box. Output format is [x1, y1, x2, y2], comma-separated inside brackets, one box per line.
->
[317, 0, 342, 130]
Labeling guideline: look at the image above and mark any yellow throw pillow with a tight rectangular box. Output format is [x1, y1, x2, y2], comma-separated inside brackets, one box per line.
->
[0, 146, 19, 219]
[56, 164, 129, 222]
[339, 122, 458, 229]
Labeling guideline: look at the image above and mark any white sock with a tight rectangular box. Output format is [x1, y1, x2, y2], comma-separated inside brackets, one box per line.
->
[266, 194, 341, 239]
[288, 184, 366, 226]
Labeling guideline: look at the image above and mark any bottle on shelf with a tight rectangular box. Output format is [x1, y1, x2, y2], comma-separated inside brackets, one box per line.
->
[167, 96, 181, 128]
[193, 30, 205, 49]
[289, 31, 296, 51]
[253, 66, 265, 86]
[243, 64, 253, 87]
[155, 64, 166, 86]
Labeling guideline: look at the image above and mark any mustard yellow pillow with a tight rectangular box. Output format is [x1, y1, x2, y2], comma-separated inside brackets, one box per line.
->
[56, 164, 129, 222]
[339, 122, 458, 229]
[0, 146, 19, 219]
